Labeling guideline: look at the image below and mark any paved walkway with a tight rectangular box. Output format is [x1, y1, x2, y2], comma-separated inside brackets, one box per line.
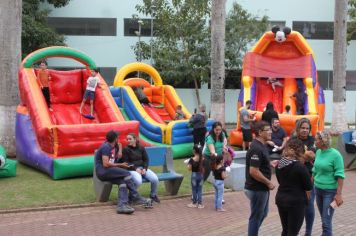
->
[1, 170, 356, 236]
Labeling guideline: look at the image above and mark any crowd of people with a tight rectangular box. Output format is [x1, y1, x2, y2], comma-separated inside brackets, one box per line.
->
[95, 96, 345, 236]
[239, 100, 346, 236]
[184, 100, 346, 236]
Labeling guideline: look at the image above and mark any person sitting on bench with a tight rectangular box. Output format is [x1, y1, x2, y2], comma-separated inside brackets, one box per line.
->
[122, 133, 161, 203]
[266, 118, 288, 159]
[95, 130, 153, 214]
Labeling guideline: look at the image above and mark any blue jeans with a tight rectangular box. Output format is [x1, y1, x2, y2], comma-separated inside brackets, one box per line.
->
[244, 189, 270, 236]
[315, 188, 337, 236]
[214, 179, 224, 209]
[304, 186, 315, 235]
[191, 172, 203, 204]
[130, 169, 159, 197]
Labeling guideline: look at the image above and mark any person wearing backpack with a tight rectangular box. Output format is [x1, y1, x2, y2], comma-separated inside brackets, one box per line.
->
[189, 104, 208, 147]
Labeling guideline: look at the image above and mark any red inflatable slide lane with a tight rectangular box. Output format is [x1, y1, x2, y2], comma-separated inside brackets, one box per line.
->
[255, 78, 284, 113]
[143, 104, 172, 124]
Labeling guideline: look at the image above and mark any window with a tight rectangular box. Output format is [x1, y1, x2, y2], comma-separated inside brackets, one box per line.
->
[318, 70, 356, 91]
[268, 21, 286, 30]
[318, 71, 333, 90]
[124, 18, 156, 37]
[292, 21, 333, 40]
[346, 71, 356, 90]
[47, 17, 117, 36]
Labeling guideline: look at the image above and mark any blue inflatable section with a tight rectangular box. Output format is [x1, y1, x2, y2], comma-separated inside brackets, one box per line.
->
[111, 87, 163, 143]
[110, 87, 215, 146]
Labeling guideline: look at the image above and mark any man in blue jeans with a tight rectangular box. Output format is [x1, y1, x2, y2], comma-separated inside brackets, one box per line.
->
[244, 121, 276, 236]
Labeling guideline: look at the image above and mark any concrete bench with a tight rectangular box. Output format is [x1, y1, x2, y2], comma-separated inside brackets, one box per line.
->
[337, 131, 356, 168]
[207, 150, 247, 191]
[93, 146, 184, 202]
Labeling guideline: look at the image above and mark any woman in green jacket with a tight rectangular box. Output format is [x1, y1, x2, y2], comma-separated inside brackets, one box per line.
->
[313, 131, 345, 236]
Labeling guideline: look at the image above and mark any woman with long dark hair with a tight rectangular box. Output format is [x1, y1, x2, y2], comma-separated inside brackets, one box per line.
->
[122, 133, 160, 203]
[202, 121, 227, 181]
[290, 117, 316, 236]
[275, 138, 313, 236]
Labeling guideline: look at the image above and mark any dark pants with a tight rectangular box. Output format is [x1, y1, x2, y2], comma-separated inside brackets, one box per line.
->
[278, 205, 306, 236]
[42, 87, 50, 107]
[193, 127, 207, 146]
[97, 167, 140, 206]
[304, 187, 315, 235]
[140, 97, 150, 104]
[244, 189, 270, 236]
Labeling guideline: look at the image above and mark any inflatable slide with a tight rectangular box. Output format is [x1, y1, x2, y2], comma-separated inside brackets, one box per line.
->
[110, 63, 214, 158]
[230, 28, 325, 146]
[16, 47, 139, 179]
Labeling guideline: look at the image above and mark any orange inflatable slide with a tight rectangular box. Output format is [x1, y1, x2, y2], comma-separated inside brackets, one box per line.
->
[230, 28, 325, 146]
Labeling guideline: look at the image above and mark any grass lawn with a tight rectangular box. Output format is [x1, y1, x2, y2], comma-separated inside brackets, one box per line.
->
[0, 158, 214, 210]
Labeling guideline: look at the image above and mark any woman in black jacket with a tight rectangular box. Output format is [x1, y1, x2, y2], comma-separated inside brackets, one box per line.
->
[275, 138, 313, 236]
[122, 133, 160, 203]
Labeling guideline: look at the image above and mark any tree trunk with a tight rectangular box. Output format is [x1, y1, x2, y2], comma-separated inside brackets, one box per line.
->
[193, 77, 201, 107]
[0, 0, 21, 156]
[331, 0, 348, 134]
[210, 0, 226, 125]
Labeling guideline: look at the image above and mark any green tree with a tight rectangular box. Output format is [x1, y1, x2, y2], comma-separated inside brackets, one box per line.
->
[135, 0, 211, 106]
[134, 0, 268, 106]
[348, 0, 356, 41]
[225, 3, 269, 73]
[22, 0, 70, 58]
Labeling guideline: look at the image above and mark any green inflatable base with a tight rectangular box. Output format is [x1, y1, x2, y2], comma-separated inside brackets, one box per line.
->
[0, 145, 17, 178]
[52, 156, 93, 180]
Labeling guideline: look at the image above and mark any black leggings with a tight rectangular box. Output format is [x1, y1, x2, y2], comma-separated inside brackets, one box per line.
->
[42, 87, 50, 107]
[277, 205, 305, 236]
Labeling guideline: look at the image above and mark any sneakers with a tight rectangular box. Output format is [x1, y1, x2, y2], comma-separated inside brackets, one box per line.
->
[117, 204, 135, 214]
[150, 195, 161, 203]
[216, 208, 226, 212]
[187, 203, 197, 208]
[222, 199, 225, 204]
[197, 204, 205, 209]
[131, 197, 153, 208]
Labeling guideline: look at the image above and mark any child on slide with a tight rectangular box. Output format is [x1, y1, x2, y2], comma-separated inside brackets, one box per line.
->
[80, 69, 101, 118]
[267, 77, 283, 92]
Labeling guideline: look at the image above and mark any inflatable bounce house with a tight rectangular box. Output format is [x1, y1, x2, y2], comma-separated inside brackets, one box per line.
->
[230, 26, 325, 146]
[17, 46, 139, 179]
[110, 62, 214, 158]
[0, 145, 17, 178]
